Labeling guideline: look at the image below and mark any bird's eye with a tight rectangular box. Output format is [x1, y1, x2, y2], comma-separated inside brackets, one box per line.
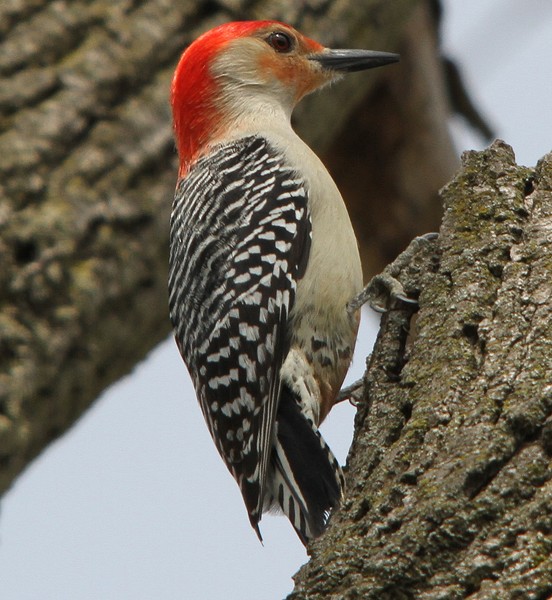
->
[267, 32, 293, 53]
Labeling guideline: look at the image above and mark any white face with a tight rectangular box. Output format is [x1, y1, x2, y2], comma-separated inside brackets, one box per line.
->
[210, 31, 334, 119]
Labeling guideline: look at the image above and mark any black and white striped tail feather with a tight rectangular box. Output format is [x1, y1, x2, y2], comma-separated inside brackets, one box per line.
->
[266, 386, 345, 544]
[244, 307, 288, 544]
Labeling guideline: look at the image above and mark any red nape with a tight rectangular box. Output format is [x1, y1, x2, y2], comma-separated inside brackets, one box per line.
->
[171, 21, 288, 176]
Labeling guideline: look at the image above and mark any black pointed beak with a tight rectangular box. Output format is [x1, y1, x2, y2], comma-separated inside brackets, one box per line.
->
[309, 49, 399, 73]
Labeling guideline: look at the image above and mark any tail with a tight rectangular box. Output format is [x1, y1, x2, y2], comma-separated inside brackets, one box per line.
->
[269, 386, 345, 544]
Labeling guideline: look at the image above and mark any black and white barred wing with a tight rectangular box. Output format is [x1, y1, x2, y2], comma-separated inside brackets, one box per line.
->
[168, 136, 311, 531]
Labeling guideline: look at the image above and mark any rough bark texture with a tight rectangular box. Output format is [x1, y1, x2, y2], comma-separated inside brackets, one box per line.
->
[290, 141, 552, 599]
[1, 0, 457, 495]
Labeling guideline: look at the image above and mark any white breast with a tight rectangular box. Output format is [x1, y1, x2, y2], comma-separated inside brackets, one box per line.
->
[265, 124, 363, 332]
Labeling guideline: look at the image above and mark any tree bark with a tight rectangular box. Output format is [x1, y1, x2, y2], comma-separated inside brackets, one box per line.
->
[1, 0, 456, 494]
[290, 141, 552, 599]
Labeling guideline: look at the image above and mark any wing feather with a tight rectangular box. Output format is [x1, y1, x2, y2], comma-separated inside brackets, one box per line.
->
[168, 136, 311, 526]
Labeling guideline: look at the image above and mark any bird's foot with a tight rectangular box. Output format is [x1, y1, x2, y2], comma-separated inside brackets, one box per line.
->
[336, 378, 365, 406]
[347, 233, 438, 314]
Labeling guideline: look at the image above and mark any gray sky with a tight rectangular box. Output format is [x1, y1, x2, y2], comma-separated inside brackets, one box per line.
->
[1, 2, 551, 598]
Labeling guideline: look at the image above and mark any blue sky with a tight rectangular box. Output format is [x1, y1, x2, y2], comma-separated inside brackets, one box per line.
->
[2, 2, 552, 599]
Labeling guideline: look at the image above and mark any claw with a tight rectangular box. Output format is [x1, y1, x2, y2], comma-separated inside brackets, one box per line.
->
[336, 378, 364, 405]
[348, 273, 416, 314]
[394, 293, 418, 305]
[347, 232, 438, 314]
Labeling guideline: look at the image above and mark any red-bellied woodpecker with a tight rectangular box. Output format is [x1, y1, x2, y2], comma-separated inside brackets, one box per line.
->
[168, 20, 399, 544]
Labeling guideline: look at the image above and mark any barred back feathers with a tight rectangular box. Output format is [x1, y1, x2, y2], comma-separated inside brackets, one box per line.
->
[169, 136, 345, 543]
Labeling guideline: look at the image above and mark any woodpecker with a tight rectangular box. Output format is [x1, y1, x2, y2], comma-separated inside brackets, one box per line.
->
[168, 20, 398, 544]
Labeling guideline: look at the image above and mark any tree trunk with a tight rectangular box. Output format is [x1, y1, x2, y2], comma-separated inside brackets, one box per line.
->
[1, 0, 456, 494]
[290, 141, 552, 599]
